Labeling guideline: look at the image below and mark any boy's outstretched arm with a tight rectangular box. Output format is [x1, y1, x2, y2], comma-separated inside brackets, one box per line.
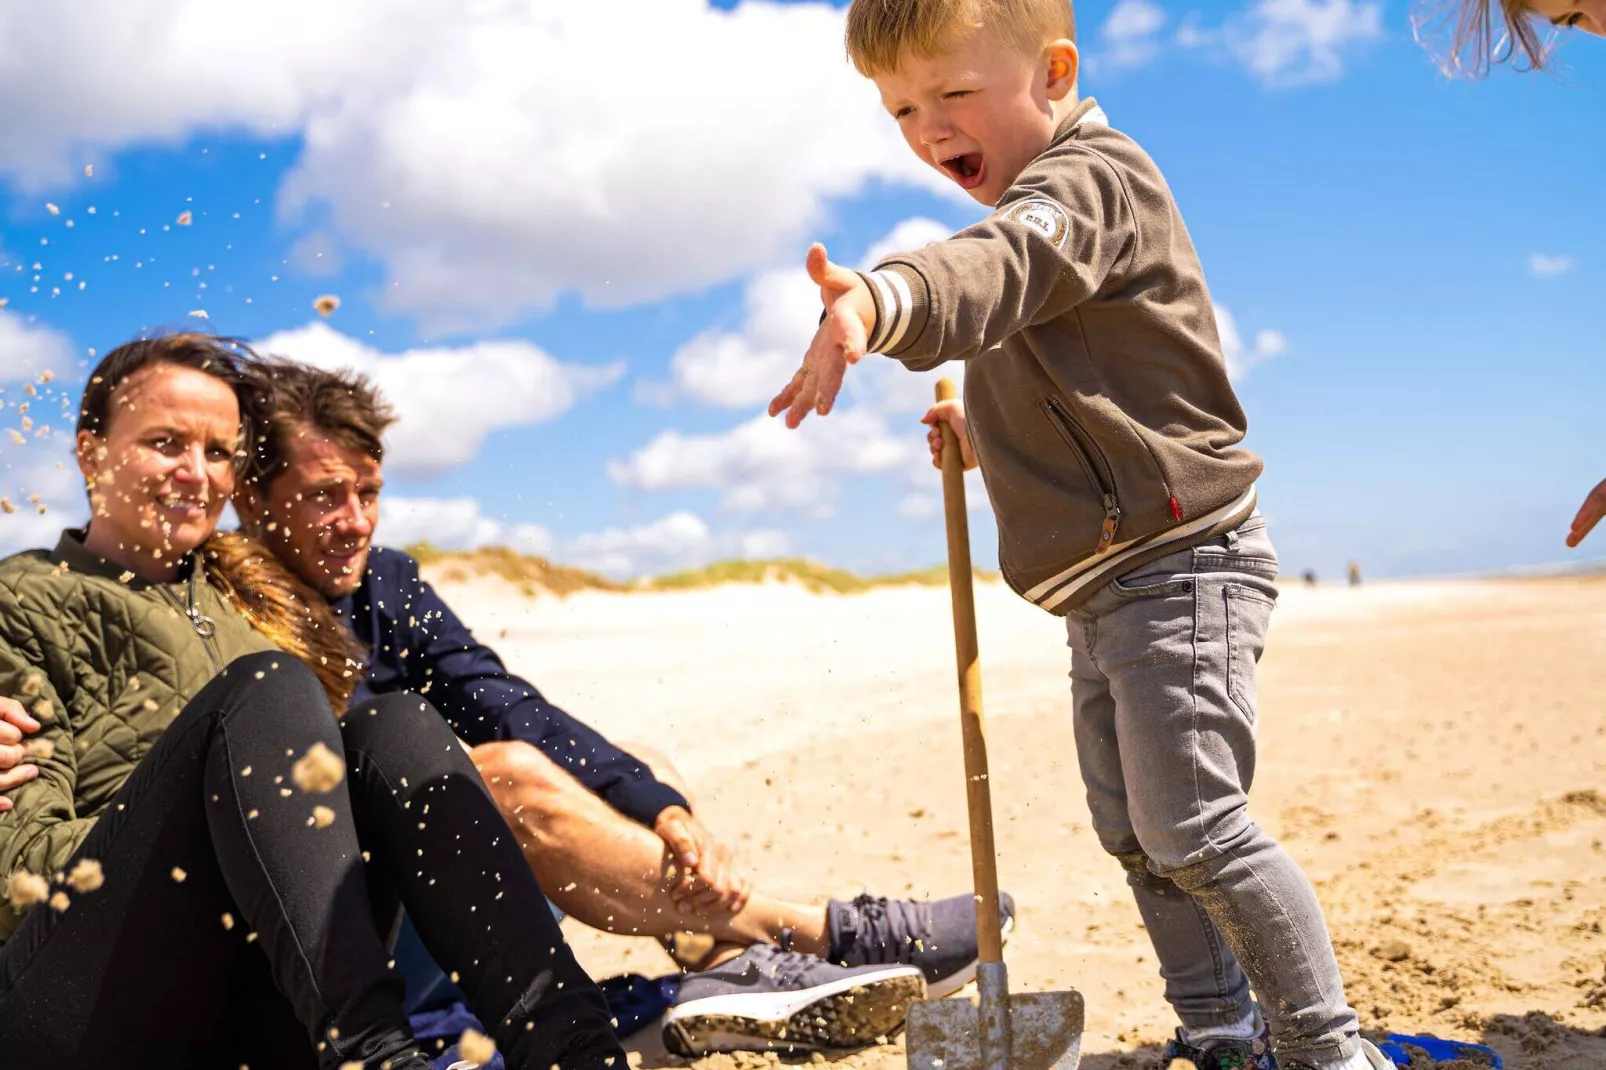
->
[768, 244, 874, 428]
[1568, 477, 1606, 547]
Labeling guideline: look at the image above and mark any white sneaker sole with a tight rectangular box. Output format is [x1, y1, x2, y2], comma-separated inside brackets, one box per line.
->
[662, 966, 926, 1056]
[925, 911, 1016, 999]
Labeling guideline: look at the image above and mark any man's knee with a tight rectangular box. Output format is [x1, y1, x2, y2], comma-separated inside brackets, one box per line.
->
[469, 740, 588, 819]
[613, 739, 691, 800]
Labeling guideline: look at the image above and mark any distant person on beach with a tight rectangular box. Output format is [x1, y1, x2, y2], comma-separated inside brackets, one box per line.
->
[766, 0, 1389, 1067]
[1424, 1, 1603, 547]
[1348, 562, 1363, 588]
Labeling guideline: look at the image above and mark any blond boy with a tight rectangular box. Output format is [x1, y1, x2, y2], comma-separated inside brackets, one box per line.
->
[769, 2, 1389, 1068]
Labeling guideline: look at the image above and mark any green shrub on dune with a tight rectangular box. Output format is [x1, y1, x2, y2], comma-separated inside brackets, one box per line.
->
[405, 546, 996, 597]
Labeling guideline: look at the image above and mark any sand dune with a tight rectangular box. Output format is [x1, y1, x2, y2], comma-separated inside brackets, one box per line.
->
[427, 570, 1606, 1069]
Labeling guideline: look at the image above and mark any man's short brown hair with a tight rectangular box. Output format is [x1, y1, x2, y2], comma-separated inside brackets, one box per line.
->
[242, 357, 396, 492]
[845, 0, 1076, 77]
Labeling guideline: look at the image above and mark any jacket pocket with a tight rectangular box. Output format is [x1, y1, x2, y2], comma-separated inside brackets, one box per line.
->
[1041, 396, 1122, 554]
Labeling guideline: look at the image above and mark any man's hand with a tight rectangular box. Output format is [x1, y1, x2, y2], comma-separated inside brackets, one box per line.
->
[1567, 478, 1606, 548]
[654, 805, 751, 915]
[0, 697, 43, 814]
[922, 398, 978, 471]
[768, 244, 875, 429]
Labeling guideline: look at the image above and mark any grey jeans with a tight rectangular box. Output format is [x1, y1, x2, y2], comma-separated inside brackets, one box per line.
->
[1065, 514, 1358, 1065]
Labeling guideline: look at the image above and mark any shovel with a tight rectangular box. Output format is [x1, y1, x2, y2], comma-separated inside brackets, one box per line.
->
[905, 378, 1084, 1070]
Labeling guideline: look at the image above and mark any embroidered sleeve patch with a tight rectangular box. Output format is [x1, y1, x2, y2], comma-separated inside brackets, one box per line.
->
[1001, 197, 1071, 248]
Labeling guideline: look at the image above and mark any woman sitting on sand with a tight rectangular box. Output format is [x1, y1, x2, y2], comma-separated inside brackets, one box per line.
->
[0, 333, 624, 1070]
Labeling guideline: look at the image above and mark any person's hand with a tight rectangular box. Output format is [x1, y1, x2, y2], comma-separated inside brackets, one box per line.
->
[654, 805, 751, 915]
[1567, 478, 1606, 548]
[922, 398, 978, 471]
[0, 697, 43, 814]
[768, 244, 875, 429]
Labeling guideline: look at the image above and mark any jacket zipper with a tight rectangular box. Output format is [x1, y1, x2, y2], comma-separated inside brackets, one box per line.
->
[1042, 396, 1122, 554]
[161, 571, 223, 673]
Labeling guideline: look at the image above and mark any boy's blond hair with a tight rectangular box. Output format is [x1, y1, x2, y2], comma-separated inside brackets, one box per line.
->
[845, 0, 1076, 77]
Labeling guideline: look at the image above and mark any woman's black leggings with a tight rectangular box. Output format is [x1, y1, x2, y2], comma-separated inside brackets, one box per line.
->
[0, 651, 624, 1070]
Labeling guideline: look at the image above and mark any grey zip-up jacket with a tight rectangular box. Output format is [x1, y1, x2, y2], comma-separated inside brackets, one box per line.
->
[859, 98, 1263, 614]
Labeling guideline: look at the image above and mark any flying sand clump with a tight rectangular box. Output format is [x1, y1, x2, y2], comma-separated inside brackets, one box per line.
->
[293, 742, 344, 793]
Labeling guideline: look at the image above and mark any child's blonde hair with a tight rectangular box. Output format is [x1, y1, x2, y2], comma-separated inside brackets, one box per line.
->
[1418, 0, 1550, 77]
[845, 0, 1076, 77]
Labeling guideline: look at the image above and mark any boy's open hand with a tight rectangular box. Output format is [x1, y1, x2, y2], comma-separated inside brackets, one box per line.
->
[1567, 477, 1606, 547]
[923, 399, 978, 471]
[768, 244, 874, 428]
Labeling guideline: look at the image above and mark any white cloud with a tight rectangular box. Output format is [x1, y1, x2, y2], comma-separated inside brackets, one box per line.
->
[859, 218, 957, 271]
[564, 511, 789, 577]
[1218, 0, 1383, 86]
[377, 495, 555, 556]
[0, 1, 956, 330]
[1214, 304, 1287, 380]
[608, 408, 915, 514]
[0, 447, 85, 556]
[1529, 253, 1577, 278]
[1094, 0, 1379, 84]
[255, 322, 623, 478]
[897, 467, 992, 521]
[287, 231, 342, 278]
[0, 310, 76, 382]
[377, 498, 786, 579]
[1098, 0, 1170, 70]
[655, 267, 822, 409]
[651, 218, 959, 411]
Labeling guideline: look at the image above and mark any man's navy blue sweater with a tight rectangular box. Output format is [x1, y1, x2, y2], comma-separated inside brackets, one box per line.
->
[333, 547, 688, 827]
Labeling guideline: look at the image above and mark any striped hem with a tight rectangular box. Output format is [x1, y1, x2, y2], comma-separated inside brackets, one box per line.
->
[861, 268, 915, 354]
[1024, 486, 1259, 614]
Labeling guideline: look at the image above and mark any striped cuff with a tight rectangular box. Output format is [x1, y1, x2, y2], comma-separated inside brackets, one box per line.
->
[856, 267, 920, 355]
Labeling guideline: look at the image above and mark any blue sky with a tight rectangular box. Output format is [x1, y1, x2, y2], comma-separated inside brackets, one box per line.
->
[0, 0, 1601, 581]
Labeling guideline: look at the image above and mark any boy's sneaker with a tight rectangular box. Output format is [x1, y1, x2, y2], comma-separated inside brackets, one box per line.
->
[1280, 1038, 1397, 1070]
[1159, 1020, 1276, 1070]
[826, 891, 1017, 998]
[661, 943, 925, 1056]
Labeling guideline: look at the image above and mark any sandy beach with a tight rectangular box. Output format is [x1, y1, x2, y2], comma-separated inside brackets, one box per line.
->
[428, 569, 1606, 1069]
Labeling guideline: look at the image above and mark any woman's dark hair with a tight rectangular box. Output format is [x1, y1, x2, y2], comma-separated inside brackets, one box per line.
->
[76, 333, 263, 470]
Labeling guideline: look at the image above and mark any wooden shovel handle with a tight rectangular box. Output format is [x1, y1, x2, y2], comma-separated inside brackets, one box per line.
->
[934, 378, 1005, 965]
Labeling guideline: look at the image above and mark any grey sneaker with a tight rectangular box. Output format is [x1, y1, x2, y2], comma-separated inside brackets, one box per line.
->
[661, 943, 925, 1056]
[1282, 1038, 1396, 1070]
[827, 892, 1017, 998]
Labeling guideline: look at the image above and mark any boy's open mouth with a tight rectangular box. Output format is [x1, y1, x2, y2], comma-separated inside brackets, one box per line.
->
[940, 152, 986, 191]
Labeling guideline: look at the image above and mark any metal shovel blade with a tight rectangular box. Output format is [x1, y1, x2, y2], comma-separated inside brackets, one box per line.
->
[905, 990, 1085, 1070]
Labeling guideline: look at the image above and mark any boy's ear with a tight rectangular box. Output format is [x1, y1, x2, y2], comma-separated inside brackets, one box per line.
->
[1045, 39, 1079, 101]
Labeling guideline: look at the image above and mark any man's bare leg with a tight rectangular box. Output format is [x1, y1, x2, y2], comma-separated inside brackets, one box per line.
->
[469, 740, 831, 961]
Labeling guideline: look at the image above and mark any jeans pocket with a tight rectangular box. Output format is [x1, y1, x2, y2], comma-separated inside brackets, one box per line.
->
[1107, 547, 1195, 601]
[1224, 584, 1275, 723]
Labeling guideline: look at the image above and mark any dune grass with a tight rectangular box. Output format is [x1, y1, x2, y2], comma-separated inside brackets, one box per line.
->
[405, 543, 624, 597]
[405, 545, 996, 597]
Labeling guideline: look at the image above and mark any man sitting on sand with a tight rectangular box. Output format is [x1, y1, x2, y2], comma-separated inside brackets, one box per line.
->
[17, 354, 1011, 1057]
